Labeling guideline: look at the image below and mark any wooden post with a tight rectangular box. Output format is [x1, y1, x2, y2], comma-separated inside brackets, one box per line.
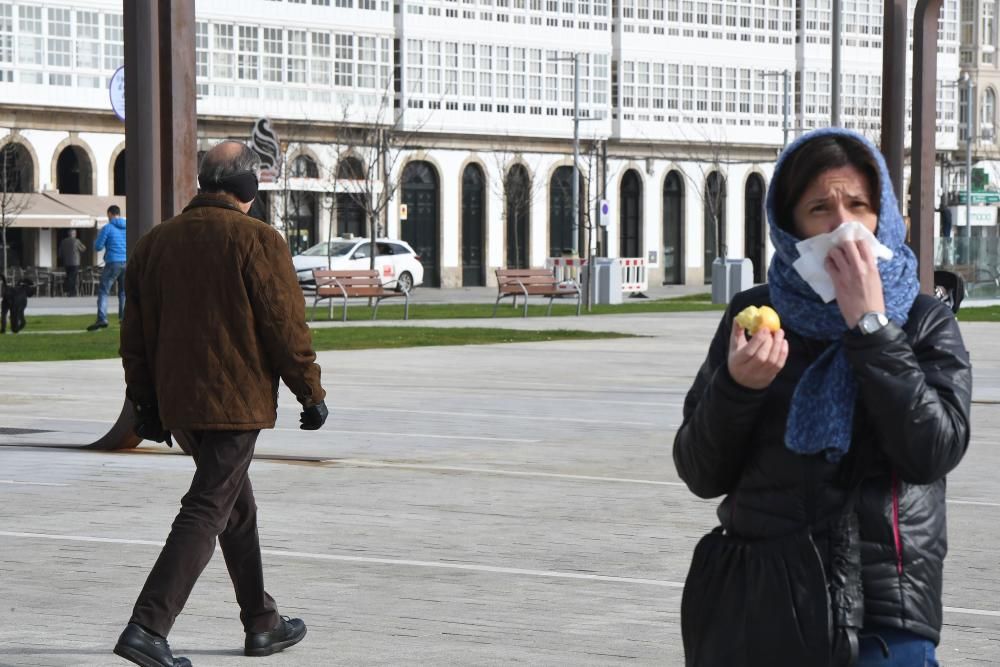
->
[87, 0, 197, 451]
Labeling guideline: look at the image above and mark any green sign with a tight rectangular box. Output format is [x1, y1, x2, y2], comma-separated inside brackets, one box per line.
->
[954, 192, 1000, 205]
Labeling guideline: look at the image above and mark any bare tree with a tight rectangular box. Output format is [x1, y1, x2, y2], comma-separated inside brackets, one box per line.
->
[1, 139, 31, 279]
[485, 140, 546, 270]
[329, 87, 434, 287]
[646, 127, 732, 265]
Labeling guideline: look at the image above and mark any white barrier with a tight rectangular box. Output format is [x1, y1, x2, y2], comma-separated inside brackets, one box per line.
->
[619, 257, 648, 293]
[546, 257, 587, 284]
[547, 256, 648, 294]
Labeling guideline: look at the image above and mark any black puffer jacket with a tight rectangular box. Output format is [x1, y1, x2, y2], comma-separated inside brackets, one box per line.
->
[674, 284, 971, 644]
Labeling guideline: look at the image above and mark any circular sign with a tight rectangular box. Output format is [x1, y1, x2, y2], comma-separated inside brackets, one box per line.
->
[109, 66, 125, 121]
[601, 201, 610, 215]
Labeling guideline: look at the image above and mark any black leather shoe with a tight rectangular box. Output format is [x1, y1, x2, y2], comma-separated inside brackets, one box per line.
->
[86, 320, 108, 331]
[114, 623, 192, 667]
[244, 616, 306, 657]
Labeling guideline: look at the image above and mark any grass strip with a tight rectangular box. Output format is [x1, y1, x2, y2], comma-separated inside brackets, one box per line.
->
[0, 326, 632, 363]
[17, 295, 720, 332]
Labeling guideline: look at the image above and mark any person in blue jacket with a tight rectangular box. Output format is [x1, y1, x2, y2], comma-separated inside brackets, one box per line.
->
[87, 205, 127, 331]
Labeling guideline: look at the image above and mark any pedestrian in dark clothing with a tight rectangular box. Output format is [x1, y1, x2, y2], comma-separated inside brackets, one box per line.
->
[938, 195, 953, 238]
[114, 141, 329, 667]
[87, 205, 128, 330]
[673, 129, 971, 667]
[58, 230, 85, 296]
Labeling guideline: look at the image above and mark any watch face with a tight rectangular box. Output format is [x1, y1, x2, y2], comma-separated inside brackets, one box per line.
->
[860, 312, 888, 334]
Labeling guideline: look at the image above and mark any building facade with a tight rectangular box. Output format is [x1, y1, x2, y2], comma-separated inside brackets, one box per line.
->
[1, 0, 961, 286]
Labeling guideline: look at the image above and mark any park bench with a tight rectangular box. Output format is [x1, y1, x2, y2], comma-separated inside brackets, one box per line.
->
[311, 269, 410, 322]
[493, 268, 581, 318]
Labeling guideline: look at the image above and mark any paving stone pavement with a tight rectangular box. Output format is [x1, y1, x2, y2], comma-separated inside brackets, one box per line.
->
[0, 311, 998, 666]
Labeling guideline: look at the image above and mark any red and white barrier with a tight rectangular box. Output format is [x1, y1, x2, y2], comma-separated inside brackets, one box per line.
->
[547, 256, 648, 294]
[546, 256, 587, 284]
[619, 257, 648, 293]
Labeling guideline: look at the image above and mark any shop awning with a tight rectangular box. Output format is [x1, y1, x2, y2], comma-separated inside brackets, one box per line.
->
[1, 192, 126, 229]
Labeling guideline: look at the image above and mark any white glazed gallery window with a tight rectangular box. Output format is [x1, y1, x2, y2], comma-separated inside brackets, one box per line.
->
[238, 25, 259, 82]
[47, 8, 71, 84]
[358, 35, 378, 89]
[529, 48, 542, 101]
[545, 50, 559, 104]
[479, 44, 492, 98]
[444, 41, 458, 96]
[263, 27, 283, 83]
[981, 88, 996, 141]
[406, 38, 424, 94]
[75, 10, 101, 72]
[513, 47, 526, 99]
[212, 23, 234, 80]
[287, 29, 307, 84]
[334, 33, 353, 87]
[0, 2, 11, 76]
[496, 45, 509, 99]
[461, 43, 475, 97]
[195, 21, 209, 78]
[311, 31, 331, 86]
[17, 4, 41, 66]
[426, 40, 442, 96]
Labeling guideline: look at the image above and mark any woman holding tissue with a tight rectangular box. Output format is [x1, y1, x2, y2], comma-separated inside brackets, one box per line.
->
[673, 128, 971, 667]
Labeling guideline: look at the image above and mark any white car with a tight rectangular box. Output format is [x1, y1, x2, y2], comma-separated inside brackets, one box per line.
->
[292, 238, 425, 292]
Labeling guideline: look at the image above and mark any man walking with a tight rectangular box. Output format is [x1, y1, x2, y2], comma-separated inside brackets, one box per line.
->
[58, 230, 85, 296]
[87, 205, 127, 330]
[114, 141, 328, 667]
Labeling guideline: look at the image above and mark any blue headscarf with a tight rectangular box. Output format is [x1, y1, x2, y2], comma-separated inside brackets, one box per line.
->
[765, 128, 920, 462]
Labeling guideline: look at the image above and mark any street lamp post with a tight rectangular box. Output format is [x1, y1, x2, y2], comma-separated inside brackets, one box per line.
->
[548, 52, 602, 258]
[962, 72, 974, 239]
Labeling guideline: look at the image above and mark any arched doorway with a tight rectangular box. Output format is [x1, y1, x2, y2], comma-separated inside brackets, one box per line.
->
[335, 155, 367, 238]
[620, 169, 642, 257]
[703, 171, 726, 284]
[461, 163, 486, 286]
[1, 142, 34, 270]
[56, 145, 93, 194]
[744, 174, 766, 283]
[285, 154, 319, 254]
[549, 166, 584, 257]
[113, 151, 126, 196]
[401, 161, 440, 286]
[2, 142, 34, 193]
[505, 164, 530, 269]
[662, 170, 684, 284]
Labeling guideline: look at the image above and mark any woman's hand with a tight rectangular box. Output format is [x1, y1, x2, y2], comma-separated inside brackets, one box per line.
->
[728, 321, 789, 390]
[825, 239, 886, 328]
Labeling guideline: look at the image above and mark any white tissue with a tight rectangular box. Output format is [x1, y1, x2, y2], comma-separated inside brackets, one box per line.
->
[791, 221, 894, 303]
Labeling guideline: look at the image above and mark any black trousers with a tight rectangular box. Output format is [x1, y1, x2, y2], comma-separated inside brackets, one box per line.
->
[64, 266, 79, 296]
[130, 429, 280, 637]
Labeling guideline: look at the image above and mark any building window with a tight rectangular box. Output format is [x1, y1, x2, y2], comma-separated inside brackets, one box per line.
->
[213, 24, 234, 79]
[982, 88, 996, 140]
[263, 27, 283, 83]
[17, 5, 42, 66]
[311, 31, 331, 86]
[238, 26, 259, 81]
[288, 29, 307, 84]
[334, 33, 353, 86]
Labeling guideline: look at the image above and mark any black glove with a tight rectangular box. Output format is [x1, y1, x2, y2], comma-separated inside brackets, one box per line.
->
[299, 400, 328, 430]
[133, 401, 174, 447]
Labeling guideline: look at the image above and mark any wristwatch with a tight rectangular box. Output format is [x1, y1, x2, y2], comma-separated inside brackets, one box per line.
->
[856, 311, 889, 335]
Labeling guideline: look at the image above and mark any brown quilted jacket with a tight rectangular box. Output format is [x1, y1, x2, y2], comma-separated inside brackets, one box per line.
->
[120, 194, 325, 430]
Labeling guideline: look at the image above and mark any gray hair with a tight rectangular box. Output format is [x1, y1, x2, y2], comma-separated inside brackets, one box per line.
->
[198, 141, 260, 191]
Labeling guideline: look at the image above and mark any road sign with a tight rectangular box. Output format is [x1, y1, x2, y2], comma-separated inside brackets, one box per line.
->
[400, 204, 408, 220]
[108, 66, 125, 121]
[599, 199, 610, 227]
